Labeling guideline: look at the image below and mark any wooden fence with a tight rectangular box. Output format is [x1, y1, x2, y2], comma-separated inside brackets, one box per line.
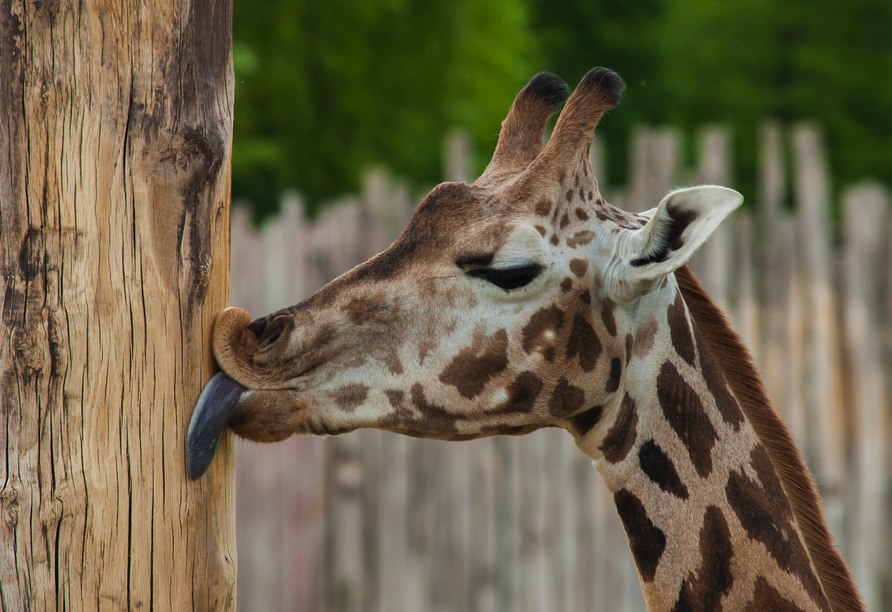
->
[230, 125, 892, 612]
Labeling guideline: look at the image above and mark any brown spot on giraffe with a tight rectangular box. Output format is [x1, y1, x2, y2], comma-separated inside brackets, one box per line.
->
[560, 213, 571, 229]
[566, 230, 594, 248]
[726, 445, 830, 611]
[380, 345, 404, 375]
[580, 289, 591, 305]
[521, 305, 564, 360]
[671, 505, 734, 611]
[560, 277, 573, 293]
[534, 225, 547, 237]
[601, 301, 617, 336]
[488, 371, 543, 415]
[380, 383, 465, 435]
[439, 329, 509, 398]
[548, 378, 585, 417]
[657, 360, 718, 478]
[550, 234, 560, 246]
[600, 392, 638, 463]
[566, 315, 602, 372]
[694, 324, 744, 430]
[744, 577, 806, 612]
[569, 405, 604, 436]
[333, 383, 369, 412]
[569, 259, 588, 277]
[632, 318, 658, 359]
[384, 389, 404, 409]
[638, 439, 689, 500]
[605, 357, 622, 393]
[614, 488, 666, 583]
[667, 291, 696, 365]
[534, 198, 552, 216]
[575, 207, 589, 221]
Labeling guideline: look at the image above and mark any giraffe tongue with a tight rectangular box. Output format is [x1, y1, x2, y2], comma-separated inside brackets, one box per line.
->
[186, 371, 247, 479]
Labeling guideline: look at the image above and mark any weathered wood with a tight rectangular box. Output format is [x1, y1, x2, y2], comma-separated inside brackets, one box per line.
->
[792, 124, 847, 541]
[731, 213, 759, 350]
[756, 122, 790, 416]
[467, 439, 498, 612]
[444, 131, 473, 185]
[263, 193, 305, 312]
[779, 217, 808, 447]
[231, 205, 268, 317]
[233, 203, 326, 612]
[627, 127, 681, 212]
[688, 126, 732, 309]
[0, 0, 236, 609]
[325, 431, 366, 612]
[842, 183, 890, 610]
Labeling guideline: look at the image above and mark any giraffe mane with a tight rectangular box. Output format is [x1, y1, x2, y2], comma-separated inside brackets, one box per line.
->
[675, 264, 864, 612]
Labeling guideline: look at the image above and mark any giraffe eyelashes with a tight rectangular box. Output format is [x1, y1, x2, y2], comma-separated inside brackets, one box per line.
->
[468, 264, 544, 291]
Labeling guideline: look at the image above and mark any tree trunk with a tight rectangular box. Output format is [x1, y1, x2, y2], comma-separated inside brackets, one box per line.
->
[0, 0, 236, 609]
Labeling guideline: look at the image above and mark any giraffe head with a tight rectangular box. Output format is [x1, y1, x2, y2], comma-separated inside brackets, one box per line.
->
[187, 68, 741, 479]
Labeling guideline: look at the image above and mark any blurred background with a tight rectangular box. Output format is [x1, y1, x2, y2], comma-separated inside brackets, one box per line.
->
[229, 1, 892, 611]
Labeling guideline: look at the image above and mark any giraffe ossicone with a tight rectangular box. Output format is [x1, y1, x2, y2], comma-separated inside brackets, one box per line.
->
[187, 67, 863, 612]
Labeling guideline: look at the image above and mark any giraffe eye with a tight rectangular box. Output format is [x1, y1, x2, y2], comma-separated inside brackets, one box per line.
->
[470, 264, 543, 291]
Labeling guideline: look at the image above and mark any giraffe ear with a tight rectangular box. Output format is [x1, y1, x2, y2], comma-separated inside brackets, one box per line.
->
[606, 186, 742, 304]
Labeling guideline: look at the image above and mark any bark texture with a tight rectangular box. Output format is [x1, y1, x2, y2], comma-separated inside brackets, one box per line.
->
[0, 0, 236, 609]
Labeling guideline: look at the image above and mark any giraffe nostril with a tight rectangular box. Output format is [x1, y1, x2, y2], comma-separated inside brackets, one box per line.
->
[257, 316, 289, 350]
[247, 317, 268, 339]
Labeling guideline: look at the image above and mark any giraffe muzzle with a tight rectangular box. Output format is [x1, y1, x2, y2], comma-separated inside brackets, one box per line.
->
[187, 369, 312, 479]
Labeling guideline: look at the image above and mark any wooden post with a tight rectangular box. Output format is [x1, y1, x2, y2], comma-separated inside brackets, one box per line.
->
[444, 131, 473, 185]
[627, 127, 681, 212]
[731, 213, 759, 351]
[688, 126, 732, 310]
[0, 0, 236, 609]
[756, 121, 790, 417]
[842, 182, 890, 610]
[779, 216, 808, 447]
[791, 124, 847, 541]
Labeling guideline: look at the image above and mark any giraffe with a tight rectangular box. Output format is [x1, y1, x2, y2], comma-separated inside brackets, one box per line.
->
[187, 68, 864, 611]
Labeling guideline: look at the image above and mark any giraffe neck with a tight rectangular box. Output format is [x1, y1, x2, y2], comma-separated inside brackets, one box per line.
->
[574, 279, 832, 612]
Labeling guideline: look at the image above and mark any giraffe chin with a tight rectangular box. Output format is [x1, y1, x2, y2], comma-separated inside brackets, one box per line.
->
[186, 371, 310, 479]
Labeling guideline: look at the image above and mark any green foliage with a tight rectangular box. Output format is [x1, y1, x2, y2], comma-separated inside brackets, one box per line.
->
[528, 0, 671, 187]
[658, 0, 892, 205]
[232, 0, 892, 219]
[232, 0, 536, 219]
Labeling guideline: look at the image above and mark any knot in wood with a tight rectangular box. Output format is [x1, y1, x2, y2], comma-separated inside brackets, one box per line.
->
[1, 487, 19, 527]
